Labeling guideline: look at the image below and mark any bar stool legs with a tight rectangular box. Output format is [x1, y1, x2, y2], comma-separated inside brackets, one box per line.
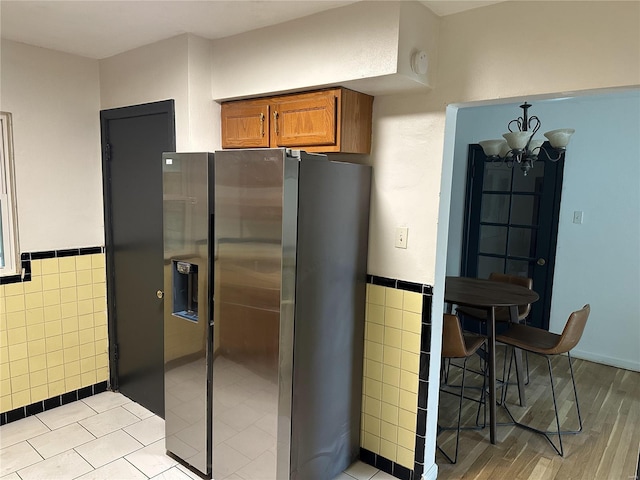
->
[437, 314, 488, 464]
[437, 356, 487, 463]
[501, 348, 583, 456]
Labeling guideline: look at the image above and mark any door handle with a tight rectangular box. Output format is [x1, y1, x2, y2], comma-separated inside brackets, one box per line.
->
[537, 258, 546, 266]
[156, 290, 164, 299]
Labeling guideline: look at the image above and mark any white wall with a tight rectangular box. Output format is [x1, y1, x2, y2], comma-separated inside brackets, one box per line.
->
[211, 1, 437, 100]
[0, 40, 103, 251]
[99, 34, 189, 150]
[366, 93, 444, 284]
[211, 1, 399, 100]
[0, 33, 216, 252]
[397, 1, 439, 90]
[447, 90, 640, 371]
[100, 33, 217, 153]
[436, 1, 640, 104]
[187, 35, 218, 152]
[546, 91, 639, 369]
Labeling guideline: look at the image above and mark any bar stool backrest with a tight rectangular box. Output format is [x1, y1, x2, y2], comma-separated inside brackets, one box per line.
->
[442, 314, 469, 359]
[488, 272, 533, 318]
[551, 304, 591, 355]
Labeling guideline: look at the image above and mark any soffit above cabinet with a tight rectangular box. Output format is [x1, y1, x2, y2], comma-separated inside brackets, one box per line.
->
[212, 2, 437, 101]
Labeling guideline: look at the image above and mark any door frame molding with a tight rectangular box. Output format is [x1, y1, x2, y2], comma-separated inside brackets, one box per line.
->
[460, 144, 565, 330]
[100, 100, 176, 390]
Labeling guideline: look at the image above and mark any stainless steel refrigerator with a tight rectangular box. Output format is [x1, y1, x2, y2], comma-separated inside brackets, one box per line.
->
[163, 148, 371, 480]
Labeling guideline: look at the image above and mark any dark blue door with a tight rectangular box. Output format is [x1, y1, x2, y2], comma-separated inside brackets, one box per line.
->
[100, 100, 175, 417]
[461, 144, 565, 330]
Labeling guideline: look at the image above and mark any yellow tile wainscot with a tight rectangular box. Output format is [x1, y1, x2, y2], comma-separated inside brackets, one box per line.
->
[0, 253, 109, 413]
[362, 283, 422, 470]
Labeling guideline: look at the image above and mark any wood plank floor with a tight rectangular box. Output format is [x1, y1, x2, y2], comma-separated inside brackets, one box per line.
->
[436, 348, 640, 480]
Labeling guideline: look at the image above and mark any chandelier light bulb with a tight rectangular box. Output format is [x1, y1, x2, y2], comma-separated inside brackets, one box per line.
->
[503, 131, 533, 150]
[499, 142, 512, 158]
[544, 128, 575, 149]
[479, 139, 506, 157]
[528, 139, 544, 155]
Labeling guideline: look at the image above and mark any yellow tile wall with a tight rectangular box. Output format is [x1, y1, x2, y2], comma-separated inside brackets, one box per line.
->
[362, 283, 422, 470]
[0, 253, 109, 413]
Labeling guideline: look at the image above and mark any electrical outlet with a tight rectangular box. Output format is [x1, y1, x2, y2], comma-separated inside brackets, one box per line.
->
[395, 227, 408, 249]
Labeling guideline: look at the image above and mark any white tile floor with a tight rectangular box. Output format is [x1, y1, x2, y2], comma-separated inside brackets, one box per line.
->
[0, 391, 395, 480]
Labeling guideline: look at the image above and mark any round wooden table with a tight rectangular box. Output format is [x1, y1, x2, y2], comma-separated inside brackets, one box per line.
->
[444, 276, 540, 444]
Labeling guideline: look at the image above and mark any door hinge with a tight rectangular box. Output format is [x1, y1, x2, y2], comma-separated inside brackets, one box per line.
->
[113, 343, 119, 360]
[104, 143, 112, 161]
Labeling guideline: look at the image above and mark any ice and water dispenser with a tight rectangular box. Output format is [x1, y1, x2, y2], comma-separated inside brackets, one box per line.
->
[172, 261, 198, 322]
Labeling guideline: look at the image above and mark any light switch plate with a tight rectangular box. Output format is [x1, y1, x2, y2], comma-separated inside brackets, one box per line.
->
[395, 227, 408, 249]
[573, 211, 583, 224]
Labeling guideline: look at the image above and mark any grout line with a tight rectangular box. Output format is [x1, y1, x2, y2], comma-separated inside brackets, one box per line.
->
[33, 415, 53, 435]
[76, 420, 98, 439]
[122, 455, 150, 479]
[79, 399, 101, 416]
[119, 427, 147, 452]
[73, 444, 95, 473]
[10, 443, 45, 479]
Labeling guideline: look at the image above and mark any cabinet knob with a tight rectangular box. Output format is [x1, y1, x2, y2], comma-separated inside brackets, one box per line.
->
[156, 290, 164, 299]
[537, 258, 546, 266]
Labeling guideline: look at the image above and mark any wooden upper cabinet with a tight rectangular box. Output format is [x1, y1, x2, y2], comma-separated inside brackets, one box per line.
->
[221, 100, 270, 148]
[221, 88, 373, 154]
[271, 91, 336, 148]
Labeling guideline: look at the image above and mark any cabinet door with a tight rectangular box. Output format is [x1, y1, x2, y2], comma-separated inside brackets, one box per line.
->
[271, 91, 337, 148]
[221, 101, 270, 148]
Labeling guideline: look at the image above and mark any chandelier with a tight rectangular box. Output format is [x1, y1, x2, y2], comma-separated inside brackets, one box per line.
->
[478, 102, 574, 176]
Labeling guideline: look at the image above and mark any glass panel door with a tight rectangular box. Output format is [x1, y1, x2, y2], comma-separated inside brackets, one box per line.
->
[462, 145, 565, 330]
[475, 160, 544, 279]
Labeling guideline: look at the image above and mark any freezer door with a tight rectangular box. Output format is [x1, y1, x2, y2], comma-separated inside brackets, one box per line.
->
[162, 152, 214, 476]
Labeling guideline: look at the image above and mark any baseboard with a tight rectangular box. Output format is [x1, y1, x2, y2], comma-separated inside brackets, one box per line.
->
[421, 462, 438, 480]
[0, 381, 109, 425]
[571, 349, 639, 372]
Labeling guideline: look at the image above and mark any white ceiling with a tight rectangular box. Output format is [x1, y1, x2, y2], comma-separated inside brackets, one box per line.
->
[0, 0, 504, 60]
